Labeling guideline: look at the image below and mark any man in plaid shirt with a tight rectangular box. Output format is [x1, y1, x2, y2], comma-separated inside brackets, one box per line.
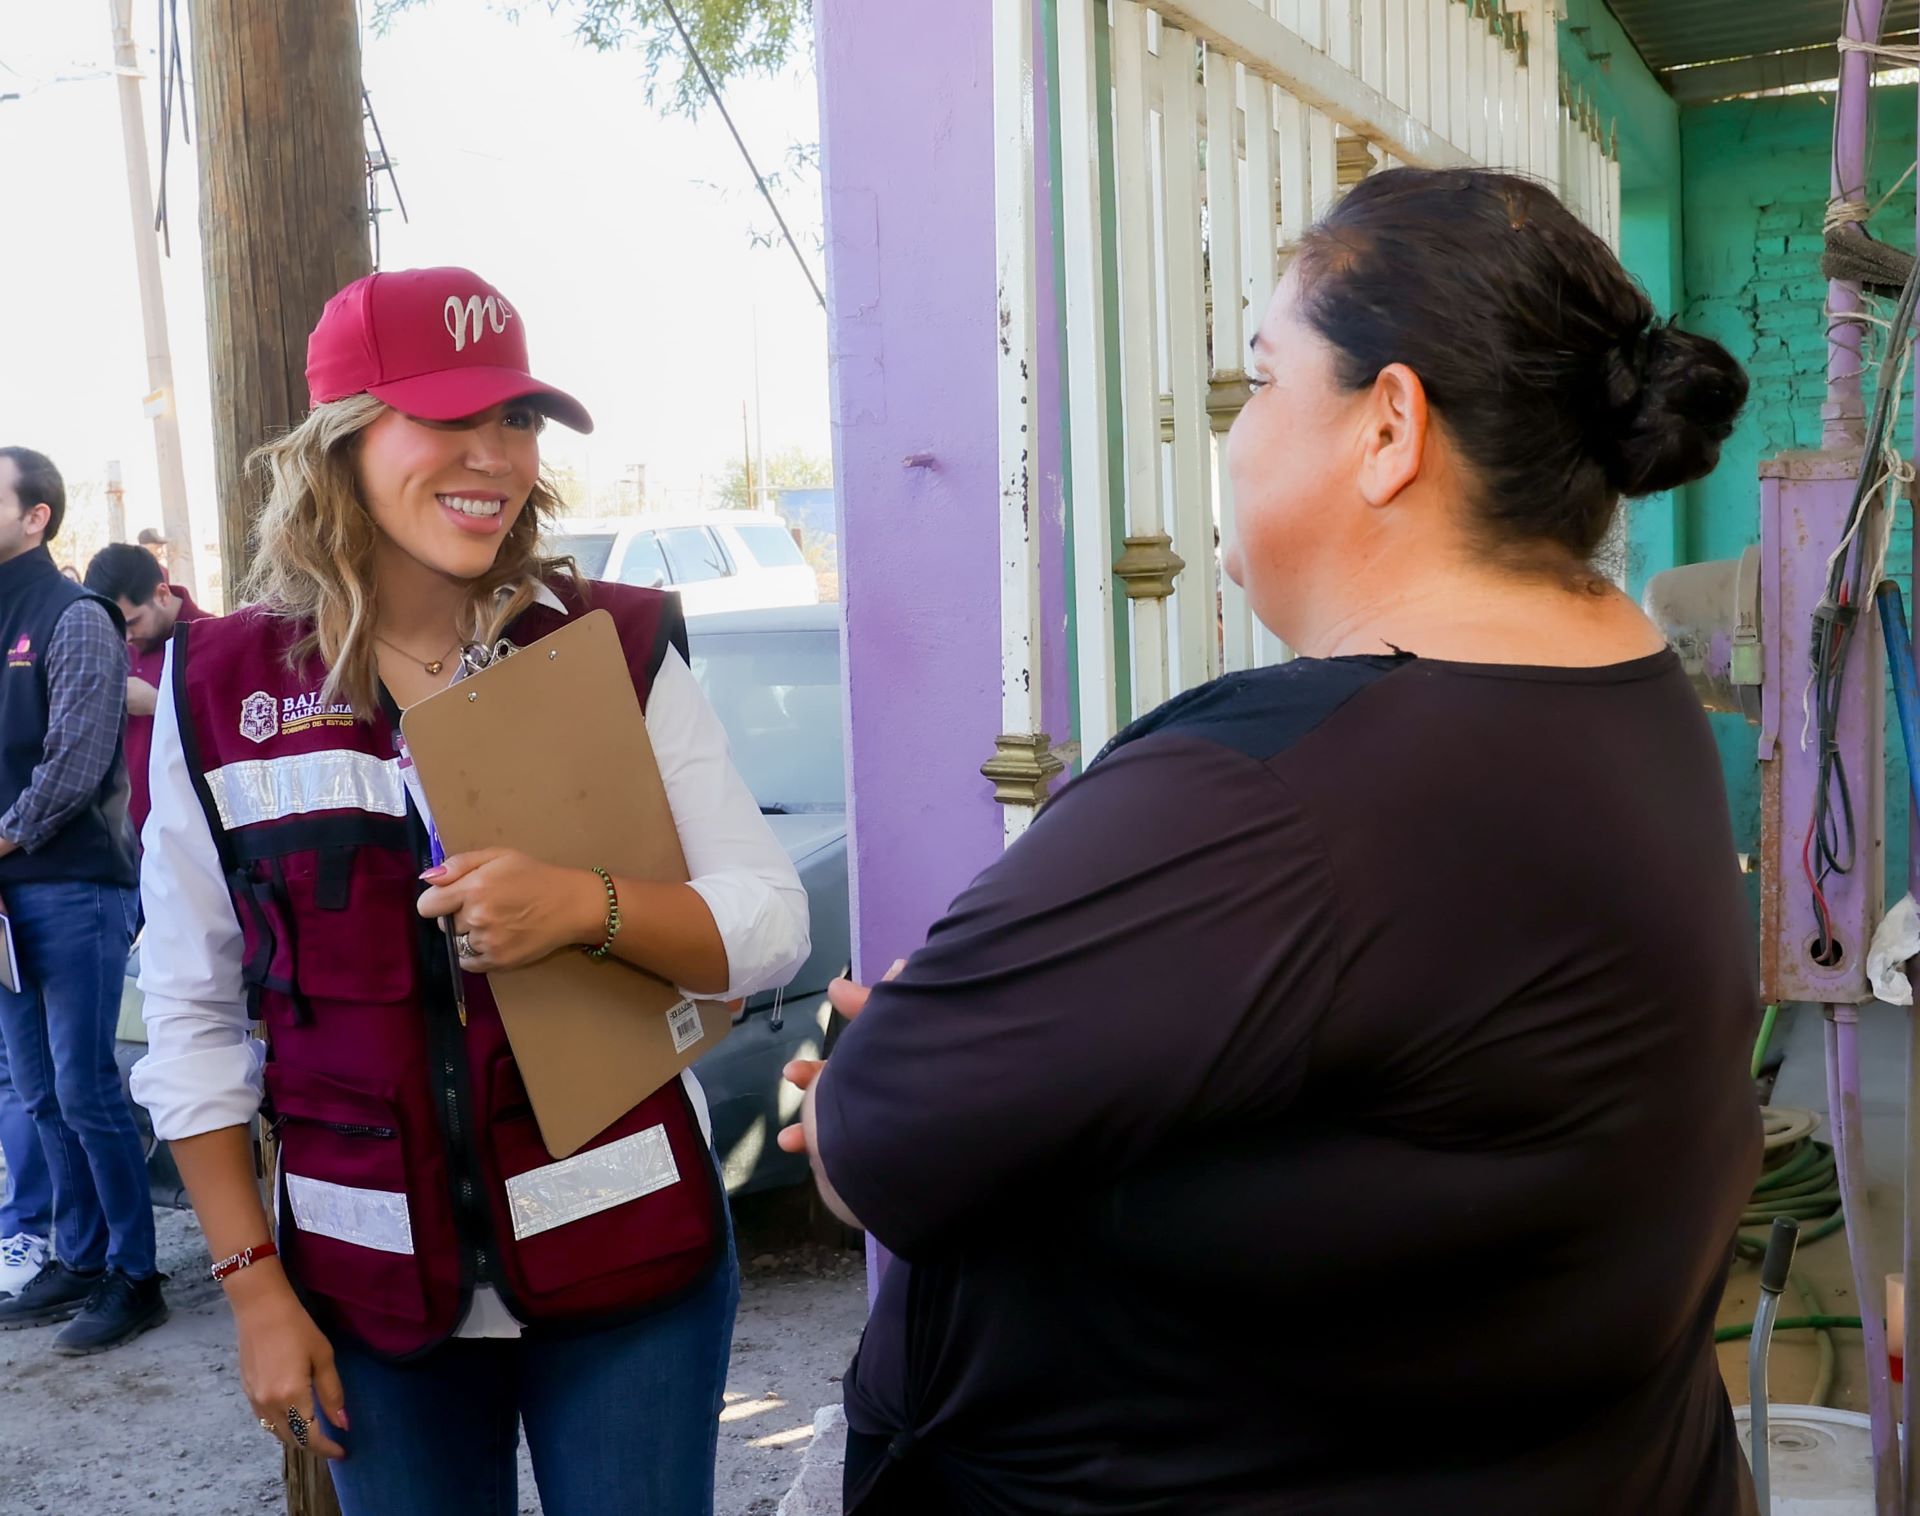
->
[0, 447, 164, 1353]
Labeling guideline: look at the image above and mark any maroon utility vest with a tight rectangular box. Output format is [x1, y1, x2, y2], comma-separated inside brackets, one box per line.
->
[172, 580, 723, 1359]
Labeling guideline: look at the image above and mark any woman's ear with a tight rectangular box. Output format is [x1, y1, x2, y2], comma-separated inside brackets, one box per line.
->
[1357, 362, 1428, 509]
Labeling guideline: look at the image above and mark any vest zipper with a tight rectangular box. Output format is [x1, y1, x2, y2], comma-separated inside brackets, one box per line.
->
[409, 819, 507, 1308]
[274, 1116, 397, 1141]
[437, 1032, 496, 1294]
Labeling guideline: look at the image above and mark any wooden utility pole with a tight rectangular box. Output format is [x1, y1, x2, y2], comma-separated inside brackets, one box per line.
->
[188, 13, 364, 1510]
[107, 0, 197, 593]
[189, 0, 368, 600]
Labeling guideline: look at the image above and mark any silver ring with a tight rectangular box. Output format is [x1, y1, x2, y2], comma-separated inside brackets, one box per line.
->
[455, 932, 478, 960]
[285, 1407, 310, 1448]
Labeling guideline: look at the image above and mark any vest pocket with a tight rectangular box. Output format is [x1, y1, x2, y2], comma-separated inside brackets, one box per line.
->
[480, 1052, 713, 1302]
[279, 850, 422, 1005]
[232, 866, 299, 1021]
[265, 1062, 429, 1325]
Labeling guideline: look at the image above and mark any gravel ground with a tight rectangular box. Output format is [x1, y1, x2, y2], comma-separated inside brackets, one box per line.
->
[0, 1192, 868, 1515]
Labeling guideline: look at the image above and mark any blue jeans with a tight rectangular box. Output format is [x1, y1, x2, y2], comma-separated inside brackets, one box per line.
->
[326, 1222, 740, 1516]
[0, 1031, 52, 1239]
[0, 881, 153, 1276]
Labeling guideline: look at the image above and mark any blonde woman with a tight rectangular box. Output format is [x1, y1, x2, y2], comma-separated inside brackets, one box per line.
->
[130, 268, 809, 1515]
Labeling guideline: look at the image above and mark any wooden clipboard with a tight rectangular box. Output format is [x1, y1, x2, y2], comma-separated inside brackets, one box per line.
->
[399, 609, 730, 1158]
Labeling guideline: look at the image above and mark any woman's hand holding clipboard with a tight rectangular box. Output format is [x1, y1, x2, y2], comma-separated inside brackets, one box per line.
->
[398, 609, 733, 1160]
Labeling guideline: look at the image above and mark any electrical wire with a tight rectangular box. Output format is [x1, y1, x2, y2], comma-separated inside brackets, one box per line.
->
[154, 0, 190, 256]
[1802, 242, 1920, 958]
[658, 0, 826, 312]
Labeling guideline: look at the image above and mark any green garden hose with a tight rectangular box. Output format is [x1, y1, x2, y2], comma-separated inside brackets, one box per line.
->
[1736, 1109, 1842, 1253]
[1717, 1314, 1862, 1344]
[1751, 1004, 1780, 1081]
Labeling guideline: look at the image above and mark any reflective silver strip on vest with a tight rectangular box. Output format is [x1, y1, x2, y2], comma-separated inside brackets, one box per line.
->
[286, 1173, 415, 1255]
[504, 1125, 681, 1242]
[205, 751, 407, 830]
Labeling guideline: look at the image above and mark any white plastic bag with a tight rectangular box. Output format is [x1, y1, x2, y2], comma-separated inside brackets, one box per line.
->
[1869, 893, 1920, 1005]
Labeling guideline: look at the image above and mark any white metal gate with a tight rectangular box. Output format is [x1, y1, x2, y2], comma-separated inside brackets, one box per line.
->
[992, 0, 1622, 834]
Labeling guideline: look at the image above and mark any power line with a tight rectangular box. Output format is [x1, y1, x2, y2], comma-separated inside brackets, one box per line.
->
[658, 0, 826, 312]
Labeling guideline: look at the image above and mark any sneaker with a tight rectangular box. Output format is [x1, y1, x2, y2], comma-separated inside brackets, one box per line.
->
[51, 1269, 168, 1357]
[0, 1233, 48, 1297]
[0, 1259, 103, 1330]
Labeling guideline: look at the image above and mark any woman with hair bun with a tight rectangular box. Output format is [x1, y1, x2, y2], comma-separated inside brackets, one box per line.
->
[782, 169, 1761, 1515]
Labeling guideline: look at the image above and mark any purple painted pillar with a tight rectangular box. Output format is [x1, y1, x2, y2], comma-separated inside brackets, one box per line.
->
[1906, 52, 1920, 1516]
[814, 0, 1069, 1288]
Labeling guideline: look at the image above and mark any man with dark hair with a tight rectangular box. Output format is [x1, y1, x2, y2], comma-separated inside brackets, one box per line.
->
[84, 543, 209, 840]
[0, 447, 165, 1352]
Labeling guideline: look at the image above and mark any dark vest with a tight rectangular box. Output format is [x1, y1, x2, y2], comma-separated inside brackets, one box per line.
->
[172, 579, 723, 1359]
[0, 546, 136, 887]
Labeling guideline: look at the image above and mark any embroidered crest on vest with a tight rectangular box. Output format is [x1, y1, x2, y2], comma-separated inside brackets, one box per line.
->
[239, 691, 278, 744]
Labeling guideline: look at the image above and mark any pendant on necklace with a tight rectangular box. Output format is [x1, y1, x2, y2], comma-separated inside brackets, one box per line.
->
[425, 660, 444, 676]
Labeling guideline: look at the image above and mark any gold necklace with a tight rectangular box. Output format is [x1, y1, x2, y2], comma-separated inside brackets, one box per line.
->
[374, 632, 462, 677]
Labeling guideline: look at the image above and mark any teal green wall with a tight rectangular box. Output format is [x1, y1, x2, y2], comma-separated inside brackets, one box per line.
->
[1561, 0, 1687, 592]
[1677, 86, 1918, 897]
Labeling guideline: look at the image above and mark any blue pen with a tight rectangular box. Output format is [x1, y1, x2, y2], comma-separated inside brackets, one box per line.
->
[400, 731, 467, 1028]
[430, 826, 468, 1028]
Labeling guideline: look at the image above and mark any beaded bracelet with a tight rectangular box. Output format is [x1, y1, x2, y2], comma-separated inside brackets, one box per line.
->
[584, 866, 622, 960]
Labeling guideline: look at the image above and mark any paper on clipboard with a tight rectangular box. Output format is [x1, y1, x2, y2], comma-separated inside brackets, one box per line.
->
[0, 912, 18, 995]
[399, 609, 731, 1158]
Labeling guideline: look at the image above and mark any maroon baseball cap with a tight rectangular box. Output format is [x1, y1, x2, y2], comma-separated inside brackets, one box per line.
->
[305, 267, 593, 433]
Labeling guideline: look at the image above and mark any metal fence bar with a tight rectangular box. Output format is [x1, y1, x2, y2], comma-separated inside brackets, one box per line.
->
[1163, 29, 1219, 689]
[1112, 0, 1173, 712]
[1360, 0, 1386, 92]
[1502, 13, 1524, 170]
[1213, 42, 1259, 674]
[1466, 3, 1487, 162]
[1058, 0, 1121, 758]
[1491, 6, 1510, 167]
[1529, 2, 1557, 185]
[1385, 0, 1408, 110]
[1607, 136, 1622, 250]
[1448, 0, 1471, 153]
[1406, 0, 1430, 126]
[992, 0, 1046, 840]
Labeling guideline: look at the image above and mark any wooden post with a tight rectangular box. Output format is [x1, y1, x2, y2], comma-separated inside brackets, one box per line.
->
[105, 461, 127, 544]
[259, 1109, 343, 1514]
[188, 0, 369, 601]
[187, 11, 363, 1509]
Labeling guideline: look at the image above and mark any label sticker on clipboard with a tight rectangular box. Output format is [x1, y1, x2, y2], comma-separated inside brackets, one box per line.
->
[667, 999, 704, 1054]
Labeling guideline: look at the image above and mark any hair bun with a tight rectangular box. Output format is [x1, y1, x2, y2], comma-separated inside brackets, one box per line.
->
[1599, 321, 1749, 497]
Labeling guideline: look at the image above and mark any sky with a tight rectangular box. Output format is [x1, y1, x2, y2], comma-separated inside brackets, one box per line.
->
[0, 1, 830, 592]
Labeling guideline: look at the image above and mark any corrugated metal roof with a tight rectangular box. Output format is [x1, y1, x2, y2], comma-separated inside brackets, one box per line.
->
[1605, 0, 1918, 74]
